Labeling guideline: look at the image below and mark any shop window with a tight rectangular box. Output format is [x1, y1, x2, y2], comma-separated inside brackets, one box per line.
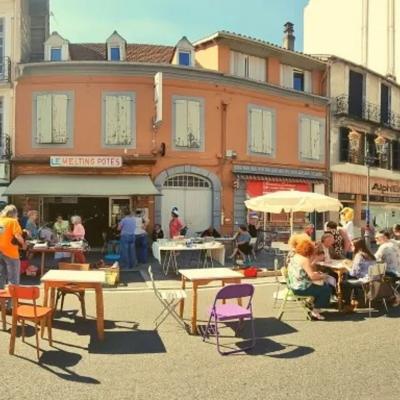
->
[172, 96, 204, 151]
[33, 92, 73, 146]
[248, 105, 275, 156]
[102, 92, 135, 147]
[299, 114, 325, 162]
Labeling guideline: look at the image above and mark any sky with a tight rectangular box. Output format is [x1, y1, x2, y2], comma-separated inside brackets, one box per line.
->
[50, 0, 310, 50]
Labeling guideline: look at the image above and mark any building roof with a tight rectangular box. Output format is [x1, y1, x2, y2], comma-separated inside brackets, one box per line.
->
[68, 43, 176, 63]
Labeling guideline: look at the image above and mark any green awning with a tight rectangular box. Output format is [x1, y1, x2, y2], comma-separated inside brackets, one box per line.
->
[4, 175, 159, 196]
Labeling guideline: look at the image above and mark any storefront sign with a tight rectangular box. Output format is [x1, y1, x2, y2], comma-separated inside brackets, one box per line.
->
[50, 156, 122, 168]
[370, 182, 400, 194]
[247, 181, 311, 197]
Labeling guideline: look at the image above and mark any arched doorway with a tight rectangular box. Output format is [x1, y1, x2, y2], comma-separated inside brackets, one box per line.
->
[154, 166, 222, 237]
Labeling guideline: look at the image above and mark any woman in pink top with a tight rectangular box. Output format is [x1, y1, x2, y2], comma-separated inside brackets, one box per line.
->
[67, 215, 86, 262]
[169, 207, 183, 238]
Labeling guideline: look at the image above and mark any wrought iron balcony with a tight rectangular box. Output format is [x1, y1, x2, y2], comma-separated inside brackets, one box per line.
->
[0, 57, 11, 83]
[0, 134, 12, 160]
[334, 94, 400, 131]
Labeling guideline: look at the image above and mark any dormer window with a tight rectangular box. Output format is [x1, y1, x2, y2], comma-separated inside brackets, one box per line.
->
[173, 36, 195, 67]
[293, 70, 304, 91]
[50, 48, 62, 61]
[110, 47, 121, 61]
[106, 31, 126, 61]
[178, 51, 191, 66]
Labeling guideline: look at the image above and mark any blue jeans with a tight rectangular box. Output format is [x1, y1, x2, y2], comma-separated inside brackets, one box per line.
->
[135, 234, 148, 263]
[0, 252, 20, 288]
[119, 234, 136, 269]
[292, 283, 331, 309]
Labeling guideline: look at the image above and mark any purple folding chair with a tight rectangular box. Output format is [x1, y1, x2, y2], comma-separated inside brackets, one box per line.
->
[203, 283, 256, 355]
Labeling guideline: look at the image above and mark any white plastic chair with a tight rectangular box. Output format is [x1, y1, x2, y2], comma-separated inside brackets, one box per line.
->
[148, 266, 187, 329]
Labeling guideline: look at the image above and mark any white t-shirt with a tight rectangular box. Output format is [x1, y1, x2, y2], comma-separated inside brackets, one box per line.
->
[342, 221, 354, 241]
[134, 216, 146, 235]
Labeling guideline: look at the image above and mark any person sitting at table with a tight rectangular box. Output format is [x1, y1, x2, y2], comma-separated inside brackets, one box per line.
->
[201, 226, 221, 238]
[374, 230, 400, 277]
[320, 232, 344, 263]
[151, 223, 164, 242]
[287, 234, 331, 320]
[229, 225, 252, 260]
[53, 215, 70, 240]
[25, 210, 39, 240]
[304, 224, 315, 240]
[392, 224, 400, 241]
[66, 215, 86, 263]
[325, 221, 351, 259]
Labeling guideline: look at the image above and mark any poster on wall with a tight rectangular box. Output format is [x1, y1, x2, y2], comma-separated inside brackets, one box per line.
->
[246, 180, 311, 198]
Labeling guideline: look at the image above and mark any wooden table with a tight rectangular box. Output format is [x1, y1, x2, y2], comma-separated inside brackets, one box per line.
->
[28, 247, 86, 277]
[178, 268, 243, 335]
[41, 270, 106, 340]
[318, 260, 351, 311]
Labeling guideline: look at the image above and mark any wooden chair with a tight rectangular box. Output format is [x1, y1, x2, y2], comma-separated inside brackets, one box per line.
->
[0, 288, 11, 330]
[8, 285, 53, 360]
[55, 263, 90, 318]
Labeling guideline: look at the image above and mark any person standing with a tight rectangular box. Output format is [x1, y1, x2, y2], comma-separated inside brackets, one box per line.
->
[66, 215, 86, 263]
[118, 209, 137, 269]
[53, 215, 69, 240]
[169, 207, 184, 238]
[0, 205, 26, 290]
[134, 209, 148, 264]
[25, 210, 39, 240]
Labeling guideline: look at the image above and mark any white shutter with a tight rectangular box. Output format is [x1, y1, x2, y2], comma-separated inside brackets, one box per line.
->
[248, 56, 266, 81]
[105, 95, 119, 144]
[231, 51, 246, 77]
[310, 120, 321, 160]
[230, 51, 236, 75]
[250, 108, 262, 152]
[174, 99, 188, 147]
[117, 95, 132, 145]
[52, 94, 68, 143]
[187, 100, 201, 148]
[304, 70, 312, 93]
[300, 117, 311, 159]
[262, 110, 273, 153]
[280, 64, 293, 88]
[36, 94, 52, 143]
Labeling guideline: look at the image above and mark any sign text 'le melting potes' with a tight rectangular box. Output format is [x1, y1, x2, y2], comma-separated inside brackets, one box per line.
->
[50, 156, 122, 168]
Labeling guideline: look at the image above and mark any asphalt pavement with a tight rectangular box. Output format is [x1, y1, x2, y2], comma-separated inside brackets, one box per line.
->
[1, 280, 399, 400]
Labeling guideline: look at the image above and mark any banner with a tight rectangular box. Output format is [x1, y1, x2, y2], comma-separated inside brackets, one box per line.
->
[246, 180, 311, 197]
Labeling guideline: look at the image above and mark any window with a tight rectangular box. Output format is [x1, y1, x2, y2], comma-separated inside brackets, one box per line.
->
[34, 92, 72, 145]
[0, 97, 3, 146]
[230, 51, 266, 82]
[103, 92, 135, 147]
[0, 19, 4, 75]
[110, 47, 121, 61]
[50, 48, 61, 61]
[281, 65, 311, 92]
[293, 71, 304, 91]
[248, 105, 275, 156]
[299, 115, 324, 161]
[172, 96, 204, 150]
[381, 83, 390, 125]
[178, 51, 191, 66]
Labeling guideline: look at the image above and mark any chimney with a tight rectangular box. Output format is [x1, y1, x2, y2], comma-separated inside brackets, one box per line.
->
[283, 22, 295, 51]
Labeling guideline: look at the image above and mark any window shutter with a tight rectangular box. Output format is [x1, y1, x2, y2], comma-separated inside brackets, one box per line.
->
[250, 108, 262, 152]
[310, 119, 321, 160]
[339, 127, 349, 162]
[280, 64, 293, 88]
[105, 95, 119, 145]
[304, 71, 312, 93]
[174, 99, 188, 147]
[392, 140, 400, 170]
[36, 94, 52, 143]
[52, 94, 68, 143]
[300, 117, 311, 159]
[262, 110, 273, 153]
[187, 100, 201, 148]
[117, 95, 132, 145]
[248, 56, 266, 82]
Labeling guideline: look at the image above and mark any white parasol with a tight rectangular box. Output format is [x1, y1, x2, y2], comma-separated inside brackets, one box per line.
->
[244, 190, 343, 234]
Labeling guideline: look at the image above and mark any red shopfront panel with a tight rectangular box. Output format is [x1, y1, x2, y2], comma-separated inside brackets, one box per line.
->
[246, 180, 311, 198]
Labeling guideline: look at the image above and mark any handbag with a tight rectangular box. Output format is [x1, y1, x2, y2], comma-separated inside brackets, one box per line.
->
[244, 267, 258, 278]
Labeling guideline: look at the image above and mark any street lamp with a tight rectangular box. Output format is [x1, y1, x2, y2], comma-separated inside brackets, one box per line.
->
[348, 129, 387, 241]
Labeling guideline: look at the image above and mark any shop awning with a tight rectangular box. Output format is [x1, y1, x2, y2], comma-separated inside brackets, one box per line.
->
[3, 175, 160, 196]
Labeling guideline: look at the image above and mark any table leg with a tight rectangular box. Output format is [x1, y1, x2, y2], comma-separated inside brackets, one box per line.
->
[179, 276, 186, 318]
[337, 270, 343, 312]
[43, 283, 49, 307]
[191, 282, 198, 335]
[172, 251, 178, 274]
[95, 284, 104, 340]
[1, 299, 6, 330]
[41, 252, 45, 277]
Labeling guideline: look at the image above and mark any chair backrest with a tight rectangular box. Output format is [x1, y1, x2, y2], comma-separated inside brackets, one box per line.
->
[8, 285, 40, 300]
[368, 262, 386, 280]
[58, 262, 90, 271]
[215, 283, 254, 301]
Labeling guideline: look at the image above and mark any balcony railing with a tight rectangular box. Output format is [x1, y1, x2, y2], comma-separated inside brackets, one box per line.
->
[334, 94, 400, 131]
[0, 134, 12, 160]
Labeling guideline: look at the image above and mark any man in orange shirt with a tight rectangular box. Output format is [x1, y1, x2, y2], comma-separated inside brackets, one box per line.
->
[0, 204, 26, 289]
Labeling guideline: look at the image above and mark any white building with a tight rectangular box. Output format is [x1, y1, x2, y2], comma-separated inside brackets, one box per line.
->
[304, 0, 400, 80]
[0, 0, 49, 187]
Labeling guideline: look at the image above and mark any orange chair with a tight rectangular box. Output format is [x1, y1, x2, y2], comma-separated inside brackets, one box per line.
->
[8, 285, 53, 360]
[0, 288, 11, 330]
[55, 263, 90, 318]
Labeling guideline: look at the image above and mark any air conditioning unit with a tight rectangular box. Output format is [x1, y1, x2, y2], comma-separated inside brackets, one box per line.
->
[0, 162, 10, 181]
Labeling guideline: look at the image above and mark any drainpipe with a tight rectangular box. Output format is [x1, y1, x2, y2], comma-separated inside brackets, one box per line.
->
[219, 101, 228, 230]
[361, 0, 369, 67]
